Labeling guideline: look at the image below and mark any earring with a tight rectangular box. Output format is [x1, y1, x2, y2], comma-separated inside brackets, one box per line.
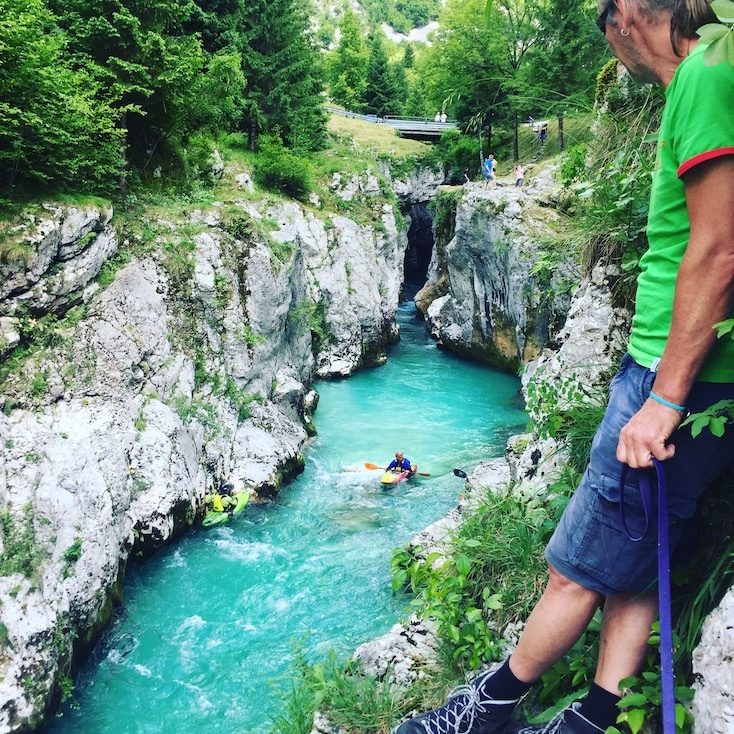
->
[621, 28, 630, 36]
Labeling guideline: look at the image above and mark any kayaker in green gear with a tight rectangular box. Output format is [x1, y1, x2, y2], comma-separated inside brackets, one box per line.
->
[386, 452, 417, 476]
[209, 483, 237, 512]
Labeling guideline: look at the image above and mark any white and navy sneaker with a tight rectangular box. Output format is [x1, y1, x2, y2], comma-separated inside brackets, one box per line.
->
[392, 670, 521, 734]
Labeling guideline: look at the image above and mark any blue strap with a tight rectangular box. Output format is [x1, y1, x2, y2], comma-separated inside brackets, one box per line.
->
[619, 459, 675, 734]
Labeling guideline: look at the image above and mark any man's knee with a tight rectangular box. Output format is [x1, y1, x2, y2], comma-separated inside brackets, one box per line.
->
[547, 563, 601, 602]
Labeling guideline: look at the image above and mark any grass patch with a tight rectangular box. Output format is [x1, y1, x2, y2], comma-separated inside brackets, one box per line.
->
[393, 490, 555, 675]
[272, 648, 425, 734]
[0, 507, 46, 581]
[326, 115, 431, 159]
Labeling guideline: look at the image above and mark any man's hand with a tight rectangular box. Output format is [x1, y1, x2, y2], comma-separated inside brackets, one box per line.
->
[616, 399, 684, 468]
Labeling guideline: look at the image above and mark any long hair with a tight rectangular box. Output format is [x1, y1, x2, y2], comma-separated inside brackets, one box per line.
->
[643, 0, 719, 54]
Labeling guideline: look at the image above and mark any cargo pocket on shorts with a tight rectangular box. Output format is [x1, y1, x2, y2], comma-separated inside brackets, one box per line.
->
[570, 472, 659, 593]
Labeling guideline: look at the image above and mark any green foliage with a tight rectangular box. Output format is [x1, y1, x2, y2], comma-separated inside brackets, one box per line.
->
[272, 647, 421, 734]
[559, 144, 588, 187]
[611, 630, 695, 734]
[171, 395, 219, 432]
[430, 131, 480, 184]
[682, 320, 734, 436]
[62, 537, 83, 577]
[394, 492, 553, 673]
[682, 399, 734, 438]
[327, 11, 369, 111]
[359, 0, 441, 34]
[29, 371, 48, 399]
[238, 324, 266, 349]
[362, 33, 404, 117]
[254, 135, 314, 202]
[428, 188, 462, 247]
[699, 0, 734, 66]
[222, 379, 262, 422]
[0, 507, 45, 580]
[289, 298, 328, 350]
[58, 673, 74, 704]
[236, 0, 327, 150]
[0, 0, 123, 197]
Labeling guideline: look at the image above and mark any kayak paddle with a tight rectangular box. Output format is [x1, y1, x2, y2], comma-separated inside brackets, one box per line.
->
[364, 462, 431, 477]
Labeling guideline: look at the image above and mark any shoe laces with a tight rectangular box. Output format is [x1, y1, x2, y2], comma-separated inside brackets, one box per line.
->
[516, 702, 604, 734]
[419, 673, 518, 734]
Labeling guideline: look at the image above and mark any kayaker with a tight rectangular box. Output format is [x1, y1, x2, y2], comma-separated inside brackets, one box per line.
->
[386, 452, 417, 476]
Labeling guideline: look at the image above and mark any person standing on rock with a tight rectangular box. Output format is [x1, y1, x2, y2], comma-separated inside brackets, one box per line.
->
[515, 163, 525, 188]
[393, 1, 734, 733]
[483, 155, 496, 189]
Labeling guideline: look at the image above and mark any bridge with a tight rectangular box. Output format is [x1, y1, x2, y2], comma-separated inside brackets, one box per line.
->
[325, 105, 458, 141]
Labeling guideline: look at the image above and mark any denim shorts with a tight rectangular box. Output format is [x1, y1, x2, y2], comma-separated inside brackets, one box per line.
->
[546, 354, 734, 595]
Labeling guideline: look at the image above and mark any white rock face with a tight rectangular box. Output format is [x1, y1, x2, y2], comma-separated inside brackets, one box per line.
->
[267, 201, 406, 377]
[692, 586, 734, 733]
[0, 203, 116, 313]
[390, 166, 445, 205]
[419, 184, 574, 370]
[354, 617, 440, 685]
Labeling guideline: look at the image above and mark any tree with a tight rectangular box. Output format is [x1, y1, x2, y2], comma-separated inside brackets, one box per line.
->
[0, 0, 123, 195]
[47, 0, 223, 168]
[237, 0, 326, 150]
[328, 10, 368, 110]
[520, 0, 609, 110]
[419, 0, 510, 126]
[363, 33, 403, 117]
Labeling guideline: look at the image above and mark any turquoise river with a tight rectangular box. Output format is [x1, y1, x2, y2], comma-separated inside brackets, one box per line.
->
[46, 290, 527, 734]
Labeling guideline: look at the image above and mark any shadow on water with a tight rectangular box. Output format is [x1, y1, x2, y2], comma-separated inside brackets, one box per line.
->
[46, 289, 526, 734]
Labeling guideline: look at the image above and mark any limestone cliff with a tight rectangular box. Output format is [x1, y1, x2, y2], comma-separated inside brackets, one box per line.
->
[416, 181, 576, 370]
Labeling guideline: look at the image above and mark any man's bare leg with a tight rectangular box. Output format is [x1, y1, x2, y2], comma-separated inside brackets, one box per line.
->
[594, 589, 658, 693]
[508, 564, 602, 683]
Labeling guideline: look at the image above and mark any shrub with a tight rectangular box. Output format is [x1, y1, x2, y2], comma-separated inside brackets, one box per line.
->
[254, 135, 314, 201]
[430, 130, 480, 184]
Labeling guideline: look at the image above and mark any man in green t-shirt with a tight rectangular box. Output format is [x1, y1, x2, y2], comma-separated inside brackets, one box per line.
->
[394, 2, 734, 734]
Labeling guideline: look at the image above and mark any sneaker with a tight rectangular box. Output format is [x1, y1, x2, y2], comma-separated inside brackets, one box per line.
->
[392, 669, 521, 734]
[512, 702, 604, 734]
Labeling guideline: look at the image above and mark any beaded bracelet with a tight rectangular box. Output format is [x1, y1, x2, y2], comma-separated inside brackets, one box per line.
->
[649, 390, 686, 413]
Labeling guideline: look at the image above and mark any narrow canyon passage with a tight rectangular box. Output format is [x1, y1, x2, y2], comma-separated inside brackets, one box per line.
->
[46, 290, 526, 734]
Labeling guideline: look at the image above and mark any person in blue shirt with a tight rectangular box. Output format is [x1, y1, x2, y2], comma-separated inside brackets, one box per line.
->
[482, 154, 496, 189]
[386, 452, 416, 475]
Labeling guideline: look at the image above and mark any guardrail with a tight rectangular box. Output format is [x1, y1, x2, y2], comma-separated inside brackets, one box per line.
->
[325, 104, 458, 129]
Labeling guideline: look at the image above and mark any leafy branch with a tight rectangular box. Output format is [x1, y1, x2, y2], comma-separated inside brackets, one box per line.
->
[698, 0, 734, 65]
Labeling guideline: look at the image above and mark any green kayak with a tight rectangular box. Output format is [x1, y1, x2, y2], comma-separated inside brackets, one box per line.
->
[202, 491, 250, 528]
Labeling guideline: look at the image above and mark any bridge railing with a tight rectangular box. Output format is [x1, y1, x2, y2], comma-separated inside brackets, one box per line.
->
[325, 104, 457, 128]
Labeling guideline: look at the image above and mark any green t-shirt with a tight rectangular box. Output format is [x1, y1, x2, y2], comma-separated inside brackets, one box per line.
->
[628, 43, 734, 382]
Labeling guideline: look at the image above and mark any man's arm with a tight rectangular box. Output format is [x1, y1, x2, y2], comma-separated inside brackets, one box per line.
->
[617, 156, 734, 468]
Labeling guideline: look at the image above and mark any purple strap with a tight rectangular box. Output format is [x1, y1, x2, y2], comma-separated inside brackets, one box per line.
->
[619, 458, 675, 734]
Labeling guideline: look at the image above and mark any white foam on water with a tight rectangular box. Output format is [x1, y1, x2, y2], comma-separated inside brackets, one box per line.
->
[212, 537, 287, 563]
[165, 549, 187, 568]
[176, 680, 214, 712]
[133, 664, 153, 678]
[177, 615, 206, 633]
[235, 620, 257, 632]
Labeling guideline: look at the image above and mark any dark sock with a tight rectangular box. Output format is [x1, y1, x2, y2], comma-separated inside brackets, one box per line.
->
[478, 659, 534, 701]
[577, 683, 621, 730]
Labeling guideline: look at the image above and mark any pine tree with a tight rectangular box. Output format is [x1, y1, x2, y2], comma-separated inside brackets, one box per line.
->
[237, 0, 327, 150]
[327, 10, 368, 111]
[362, 33, 402, 118]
